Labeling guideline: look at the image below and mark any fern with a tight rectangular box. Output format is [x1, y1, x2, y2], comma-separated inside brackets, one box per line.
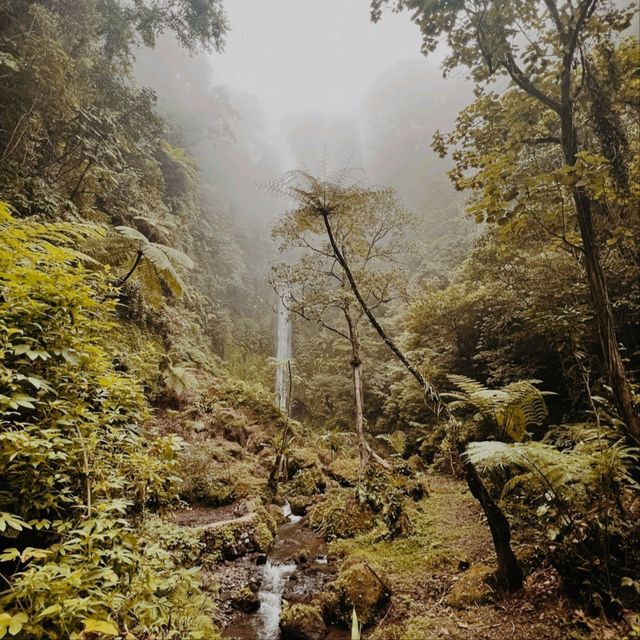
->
[84, 224, 194, 305]
[376, 430, 407, 456]
[445, 375, 550, 441]
[467, 429, 640, 504]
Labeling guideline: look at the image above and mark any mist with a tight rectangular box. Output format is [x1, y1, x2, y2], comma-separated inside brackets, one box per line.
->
[132, 0, 477, 300]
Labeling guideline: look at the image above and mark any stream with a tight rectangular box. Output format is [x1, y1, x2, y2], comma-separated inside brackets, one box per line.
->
[221, 503, 350, 640]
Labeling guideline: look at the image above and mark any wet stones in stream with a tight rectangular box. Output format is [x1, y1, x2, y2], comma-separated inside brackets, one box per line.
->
[221, 514, 348, 640]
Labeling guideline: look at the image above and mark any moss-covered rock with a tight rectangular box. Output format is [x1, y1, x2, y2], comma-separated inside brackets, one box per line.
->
[325, 457, 359, 487]
[445, 564, 495, 609]
[334, 559, 390, 626]
[288, 448, 322, 475]
[229, 586, 260, 613]
[251, 508, 277, 551]
[287, 467, 326, 497]
[308, 490, 375, 538]
[289, 494, 317, 516]
[197, 508, 277, 562]
[313, 590, 341, 625]
[279, 603, 327, 640]
[266, 502, 287, 525]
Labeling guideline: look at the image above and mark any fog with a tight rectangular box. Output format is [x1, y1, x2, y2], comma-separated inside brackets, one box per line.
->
[211, 0, 429, 122]
[134, 0, 475, 291]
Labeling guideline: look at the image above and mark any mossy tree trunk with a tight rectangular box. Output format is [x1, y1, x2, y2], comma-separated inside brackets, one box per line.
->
[345, 307, 370, 474]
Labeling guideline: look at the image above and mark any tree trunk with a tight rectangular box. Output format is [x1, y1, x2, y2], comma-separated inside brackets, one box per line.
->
[346, 308, 371, 474]
[462, 449, 523, 590]
[345, 307, 389, 474]
[559, 92, 640, 442]
[352, 358, 370, 474]
[114, 249, 143, 287]
[324, 212, 523, 590]
[572, 188, 639, 441]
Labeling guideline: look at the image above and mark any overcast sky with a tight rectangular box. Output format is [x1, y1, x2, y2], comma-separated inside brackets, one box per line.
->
[208, 0, 438, 123]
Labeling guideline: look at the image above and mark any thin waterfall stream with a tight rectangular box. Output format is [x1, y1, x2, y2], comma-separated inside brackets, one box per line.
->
[275, 296, 291, 412]
[219, 299, 351, 640]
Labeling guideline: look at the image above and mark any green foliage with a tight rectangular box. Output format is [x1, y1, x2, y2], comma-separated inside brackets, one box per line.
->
[446, 375, 550, 442]
[85, 224, 195, 305]
[1, 503, 218, 640]
[308, 489, 376, 539]
[286, 467, 326, 498]
[0, 204, 217, 637]
[467, 421, 640, 607]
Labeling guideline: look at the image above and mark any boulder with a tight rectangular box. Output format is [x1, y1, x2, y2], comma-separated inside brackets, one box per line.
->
[335, 559, 389, 626]
[229, 586, 260, 613]
[289, 494, 316, 516]
[445, 564, 495, 609]
[197, 508, 277, 562]
[280, 603, 327, 640]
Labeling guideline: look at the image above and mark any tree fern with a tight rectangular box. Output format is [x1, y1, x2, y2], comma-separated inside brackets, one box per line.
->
[84, 224, 194, 305]
[467, 429, 639, 505]
[445, 374, 550, 441]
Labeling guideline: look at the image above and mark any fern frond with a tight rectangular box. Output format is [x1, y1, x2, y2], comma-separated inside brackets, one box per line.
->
[114, 225, 148, 244]
[501, 472, 534, 499]
[447, 374, 490, 395]
[156, 244, 194, 271]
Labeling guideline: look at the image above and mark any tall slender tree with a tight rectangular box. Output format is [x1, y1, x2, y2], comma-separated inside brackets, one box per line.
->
[271, 173, 412, 473]
[275, 171, 524, 591]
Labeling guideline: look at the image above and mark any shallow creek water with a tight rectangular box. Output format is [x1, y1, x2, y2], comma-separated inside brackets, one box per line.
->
[222, 504, 350, 640]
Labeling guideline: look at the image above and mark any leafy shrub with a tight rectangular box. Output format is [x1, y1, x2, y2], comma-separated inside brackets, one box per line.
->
[0, 205, 218, 637]
[308, 489, 376, 538]
[468, 420, 640, 610]
[1, 502, 219, 639]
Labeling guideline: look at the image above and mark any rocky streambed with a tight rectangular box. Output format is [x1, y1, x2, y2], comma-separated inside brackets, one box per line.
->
[174, 502, 354, 640]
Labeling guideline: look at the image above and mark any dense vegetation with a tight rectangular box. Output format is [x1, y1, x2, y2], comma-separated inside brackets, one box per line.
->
[0, 0, 638, 639]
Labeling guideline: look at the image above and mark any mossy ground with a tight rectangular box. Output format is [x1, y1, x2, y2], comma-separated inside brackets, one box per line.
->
[330, 475, 630, 640]
[156, 375, 633, 639]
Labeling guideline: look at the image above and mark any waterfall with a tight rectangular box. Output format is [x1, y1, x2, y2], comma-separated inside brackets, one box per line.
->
[257, 560, 296, 639]
[275, 296, 291, 412]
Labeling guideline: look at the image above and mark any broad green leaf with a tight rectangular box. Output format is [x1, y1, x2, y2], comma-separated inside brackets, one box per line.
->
[82, 619, 119, 636]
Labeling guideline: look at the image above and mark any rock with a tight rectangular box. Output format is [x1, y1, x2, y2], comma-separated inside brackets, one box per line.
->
[458, 558, 470, 572]
[289, 494, 316, 516]
[280, 603, 327, 640]
[307, 490, 375, 539]
[248, 576, 261, 592]
[197, 508, 277, 562]
[266, 503, 287, 525]
[287, 467, 327, 497]
[230, 586, 260, 613]
[298, 549, 310, 564]
[256, 553, 268, 565]
[446, 565, 495, 609]
[334, 559, 389, 626]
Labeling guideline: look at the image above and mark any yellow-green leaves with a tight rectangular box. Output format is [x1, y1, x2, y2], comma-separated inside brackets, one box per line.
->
[0, 205, 196, 637]
[0, 513, 30, 533]
[82, 619, 119, 636]
[0, 612, 27, 638]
